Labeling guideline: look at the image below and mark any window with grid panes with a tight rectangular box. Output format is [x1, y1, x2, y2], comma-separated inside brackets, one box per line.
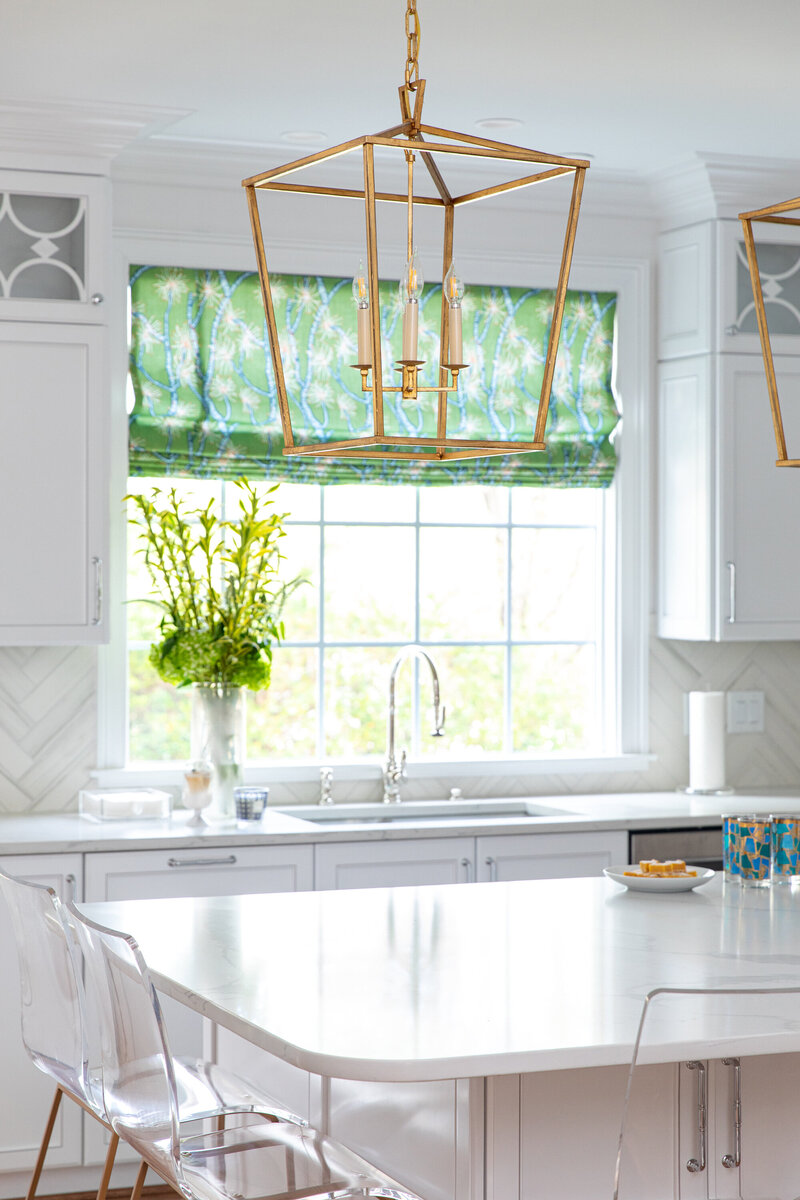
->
[127, 477, 610, 764]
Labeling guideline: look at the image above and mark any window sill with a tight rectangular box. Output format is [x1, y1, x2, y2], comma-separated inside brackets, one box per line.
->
[92, 753, 654, 792]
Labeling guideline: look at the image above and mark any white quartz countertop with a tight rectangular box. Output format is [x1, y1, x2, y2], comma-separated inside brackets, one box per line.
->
[1, 791, 797, 854]
[81, 874, 800, 1083]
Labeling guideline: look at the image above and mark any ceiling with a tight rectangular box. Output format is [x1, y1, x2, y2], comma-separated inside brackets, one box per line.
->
[3, 0, 800, 179]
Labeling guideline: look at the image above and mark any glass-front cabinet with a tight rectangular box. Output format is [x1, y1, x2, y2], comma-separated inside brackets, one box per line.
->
[0, 169, 109, 323]
[0, 168, 110, 644]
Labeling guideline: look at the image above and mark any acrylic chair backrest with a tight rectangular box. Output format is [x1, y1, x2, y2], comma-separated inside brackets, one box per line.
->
[66, 902, 183, 1184]
[0, 867, 93, 1108]
[614, 984, 800, 1200]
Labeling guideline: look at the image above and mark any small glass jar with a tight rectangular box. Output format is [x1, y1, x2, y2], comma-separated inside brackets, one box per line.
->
[233, 786, 269, 826]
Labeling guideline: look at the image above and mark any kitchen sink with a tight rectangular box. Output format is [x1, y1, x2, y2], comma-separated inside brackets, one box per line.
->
[277, 799, 574, 825]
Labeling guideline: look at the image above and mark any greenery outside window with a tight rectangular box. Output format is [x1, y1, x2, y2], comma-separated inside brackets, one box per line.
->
[128, 478, 611, 764]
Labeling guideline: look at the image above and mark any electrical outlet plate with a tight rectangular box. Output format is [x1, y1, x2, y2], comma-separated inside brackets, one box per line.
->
[726, 690, 765, 734]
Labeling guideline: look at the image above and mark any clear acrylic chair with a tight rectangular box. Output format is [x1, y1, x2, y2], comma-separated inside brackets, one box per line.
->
[0, 867, 305, 1200]
[614, 985, 800, 1200]
[0, 868, 117, 1200]
[68, 899, 423, 1200]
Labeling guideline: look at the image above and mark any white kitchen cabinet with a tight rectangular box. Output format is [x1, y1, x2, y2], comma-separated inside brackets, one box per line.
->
[0, 853, 83, 1176]
[476, 829, 628, 882]
[0, 170, 110, 324]
[658, 222, 714, 361]
[0, 168, 110, 645]
[658, 354, 800, 640]
[516, 1063, 677, 1200]
[313, 837, 476, 890]
[84, 843, 314, 903]
[0, 322, 108, 642]
[83, 844, 314, 1164]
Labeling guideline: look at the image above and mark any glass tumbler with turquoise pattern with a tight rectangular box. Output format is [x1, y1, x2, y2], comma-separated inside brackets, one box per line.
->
[723, 814, 750, 883]
[770, 814, 800, 884]
[737, 816, 772, 887]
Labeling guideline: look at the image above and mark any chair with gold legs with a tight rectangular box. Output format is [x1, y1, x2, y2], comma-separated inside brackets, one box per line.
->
[68, 899, 424, 1200]
[0, 868, 307, 1200]
[0, 869, 119, 1200]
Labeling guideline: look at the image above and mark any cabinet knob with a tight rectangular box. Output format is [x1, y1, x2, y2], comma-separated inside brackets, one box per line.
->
[90, 292, 105, 305]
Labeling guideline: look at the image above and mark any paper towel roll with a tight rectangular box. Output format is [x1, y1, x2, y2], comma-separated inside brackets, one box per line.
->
[688, 691, 726, 792]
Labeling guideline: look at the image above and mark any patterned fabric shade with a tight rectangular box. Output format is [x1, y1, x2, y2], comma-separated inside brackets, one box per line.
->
[129, 266, 620, 487]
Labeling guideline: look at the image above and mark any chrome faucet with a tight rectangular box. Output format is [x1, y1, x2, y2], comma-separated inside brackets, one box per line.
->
[383, 645, 446, 803]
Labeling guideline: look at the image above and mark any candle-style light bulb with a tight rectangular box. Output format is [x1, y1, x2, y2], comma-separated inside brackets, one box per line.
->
[444, 260, 465, 365]
[400, 247, 424, 361]
[353, 260, 371, 366]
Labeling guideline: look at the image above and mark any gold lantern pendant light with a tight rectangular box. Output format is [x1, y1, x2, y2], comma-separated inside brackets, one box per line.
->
[244, 0, 589, 463]
[740, 197, 800, 466]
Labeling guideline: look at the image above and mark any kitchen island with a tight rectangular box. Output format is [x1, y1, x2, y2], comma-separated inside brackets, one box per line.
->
[81, 873, 800, 1200]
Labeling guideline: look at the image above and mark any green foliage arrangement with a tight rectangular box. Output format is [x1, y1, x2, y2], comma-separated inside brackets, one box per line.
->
[126, 479, 302, 690]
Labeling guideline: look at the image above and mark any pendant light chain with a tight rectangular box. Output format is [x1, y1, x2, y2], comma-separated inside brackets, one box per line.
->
[404, 0, 421, 90]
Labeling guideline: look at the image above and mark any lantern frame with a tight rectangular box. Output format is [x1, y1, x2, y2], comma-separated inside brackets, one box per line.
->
[244, 82, 588, 463]
[740, 196, 800, 466]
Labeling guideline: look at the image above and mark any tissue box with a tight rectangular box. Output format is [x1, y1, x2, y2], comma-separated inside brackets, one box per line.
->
[79, 788, 172, 821]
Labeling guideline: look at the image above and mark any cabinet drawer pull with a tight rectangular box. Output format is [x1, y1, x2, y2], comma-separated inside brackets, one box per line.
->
[721, 1056, 741, 1169]
[92, 556, 103, 626]
[167, 855, 237, 869]
[726, 560, 736, 624]
[64, 873, 76, 902]
[485, 856, 498, 881]
[685, 1060, 707, 1174]
[460, 856, 473, 883]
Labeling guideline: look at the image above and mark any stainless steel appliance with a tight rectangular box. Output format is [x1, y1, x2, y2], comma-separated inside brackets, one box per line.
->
[629, 827, 723, 872]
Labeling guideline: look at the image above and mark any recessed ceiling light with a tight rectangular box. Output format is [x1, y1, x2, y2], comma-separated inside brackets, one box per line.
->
[475, 117, 524, 131]
[280, 130, 328, 146]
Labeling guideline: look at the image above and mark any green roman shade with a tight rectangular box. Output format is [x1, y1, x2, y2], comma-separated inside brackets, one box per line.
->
[129, 265, 620, 486]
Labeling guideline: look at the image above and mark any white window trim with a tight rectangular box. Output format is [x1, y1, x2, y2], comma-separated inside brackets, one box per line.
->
[96, 232, 651, 790]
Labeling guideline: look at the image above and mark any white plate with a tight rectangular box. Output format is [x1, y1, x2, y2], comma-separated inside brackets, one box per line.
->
[603, 865, 715, 893]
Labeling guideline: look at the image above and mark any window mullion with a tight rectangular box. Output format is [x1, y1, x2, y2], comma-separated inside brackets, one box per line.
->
[505, 490, 514, 756]
[412, 487, 421, 758]
[318, 485, 326, 760]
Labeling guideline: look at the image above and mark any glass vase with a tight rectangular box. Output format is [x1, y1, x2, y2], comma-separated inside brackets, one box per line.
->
[190, 685, 245, 824]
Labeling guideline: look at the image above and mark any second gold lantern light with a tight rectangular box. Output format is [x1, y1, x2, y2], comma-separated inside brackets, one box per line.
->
[244, 0, 589, 463]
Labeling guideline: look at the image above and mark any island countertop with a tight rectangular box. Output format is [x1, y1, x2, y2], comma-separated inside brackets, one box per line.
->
[80, 873, 800, 1084]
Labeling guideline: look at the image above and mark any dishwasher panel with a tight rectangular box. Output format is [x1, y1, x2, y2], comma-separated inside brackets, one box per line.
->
[630, 826, 723, 871]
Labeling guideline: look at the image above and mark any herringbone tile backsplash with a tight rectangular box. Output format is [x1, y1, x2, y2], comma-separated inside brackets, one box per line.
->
[1, 638, 800, 812]
[0, 647, 96, 812]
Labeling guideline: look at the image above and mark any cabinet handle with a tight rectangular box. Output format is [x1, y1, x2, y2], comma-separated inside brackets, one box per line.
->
[90, 293, 105, 305]
[721, 1057, 741, 1169]
[460, 856, 473, 883]
[92, 556, 103, 626]
[685, 1060, 707, 1173]
[64, 873, 76, 902]
[485, 855, 498, 881]
[167, 855, 237, 869]
[726, 560, 736, 624]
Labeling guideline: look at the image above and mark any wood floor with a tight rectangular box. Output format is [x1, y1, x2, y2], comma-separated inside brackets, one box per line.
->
[15, 1188, 173, 1200]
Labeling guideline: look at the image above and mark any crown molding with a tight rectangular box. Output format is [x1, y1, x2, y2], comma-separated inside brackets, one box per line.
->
[652, 152, 800, 228]
[113, 133, 655, 221]
[0, 99, 193, 173]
